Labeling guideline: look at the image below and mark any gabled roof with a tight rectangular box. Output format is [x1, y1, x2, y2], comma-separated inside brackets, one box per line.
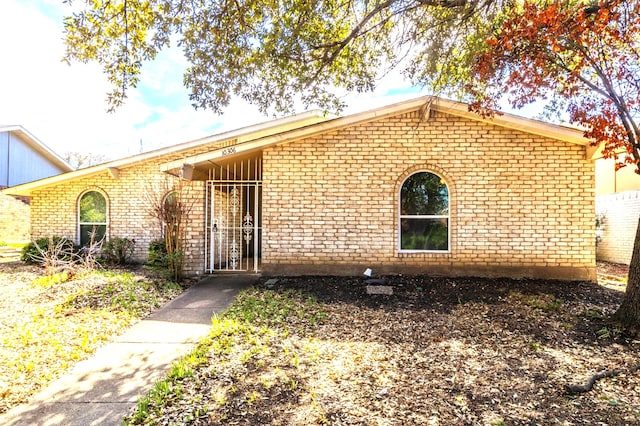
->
[0, 125, 73, 173]
[1, 111, 332, 196]
[160, 96, 594, 175]
[1, 96, 594, 197]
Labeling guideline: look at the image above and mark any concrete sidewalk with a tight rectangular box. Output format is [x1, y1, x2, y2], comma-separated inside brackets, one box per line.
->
[0, 273, 259, 426]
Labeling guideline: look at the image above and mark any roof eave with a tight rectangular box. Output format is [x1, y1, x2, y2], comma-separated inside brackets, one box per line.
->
[1, 110, 334, 196]
[1, 125, 74, 172]
[161, 96, 593, 173]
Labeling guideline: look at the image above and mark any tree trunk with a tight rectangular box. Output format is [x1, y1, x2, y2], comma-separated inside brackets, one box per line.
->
[615, 215, 640, 327]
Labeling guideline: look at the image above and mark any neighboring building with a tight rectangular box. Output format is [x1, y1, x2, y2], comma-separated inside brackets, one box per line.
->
[0, 126, 72, 242]
[0, 125, 72, 189]
[0, 193, 29, 242]
[595, 156, 640, 265]
[2, 97, 598, 281]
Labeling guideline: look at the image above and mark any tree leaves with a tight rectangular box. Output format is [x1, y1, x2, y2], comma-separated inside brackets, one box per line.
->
[63, 0, 170, 111]
[62, 0, 505, 114]
[468, 0, 640, 172]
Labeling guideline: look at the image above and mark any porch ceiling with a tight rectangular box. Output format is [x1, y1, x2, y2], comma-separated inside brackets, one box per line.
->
[172, 150, 263, 181]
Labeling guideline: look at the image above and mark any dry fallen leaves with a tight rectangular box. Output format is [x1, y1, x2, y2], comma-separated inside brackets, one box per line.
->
[127, 264, 639, 425]
[0, 263, 182, 414]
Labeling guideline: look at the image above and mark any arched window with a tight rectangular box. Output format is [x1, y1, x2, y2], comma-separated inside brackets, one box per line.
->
[399, 171, 449, 251]
[78, 190, 107, 246]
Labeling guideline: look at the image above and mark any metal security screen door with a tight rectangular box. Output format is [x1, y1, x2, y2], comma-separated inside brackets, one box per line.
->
[205, 158, 262, 272]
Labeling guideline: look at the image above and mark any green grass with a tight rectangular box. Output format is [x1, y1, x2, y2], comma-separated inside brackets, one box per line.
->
[510, 291, 563, 312]
[224, 288, 327, 328]
[124, 287, 328, 425]
[62, 271, 182, 316]
[0, 241, 28, 248]
[31, 271, 71, 287]
[1, 268, 183, 413]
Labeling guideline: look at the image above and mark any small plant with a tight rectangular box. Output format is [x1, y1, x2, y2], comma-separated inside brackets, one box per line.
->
[317, 412, 329, 424]
[511, 291, 563, 312]
[246, 390, 260, 405]
[147, 238, 168, 267]
[167, 360, 194, 380]
[224, 288, 327, 329]
[21, 233, 105, 276]
[597, 326, 621, 340]
[144, 180, 194, 281]
[77, 229, 104, 272]
[21, 237, 76, 266]
[131, 395, 151, 423]
[151, 380, 171, 405]
[583, 307, 606, 320]
[101, 237, 135, 265]
[32, 271, 71, 287]
[214, 390, 228, 406]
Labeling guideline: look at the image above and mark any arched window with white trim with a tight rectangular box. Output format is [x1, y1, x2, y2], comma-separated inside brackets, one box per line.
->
[78, 190, 108, 246]
[399, 171, 449, 251]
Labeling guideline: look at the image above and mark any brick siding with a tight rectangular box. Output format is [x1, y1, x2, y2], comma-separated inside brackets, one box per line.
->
[596, 190, 640, 265]
[30, 155, 207, 277]
[29, 109, 596, 280]
[0, 193, 30, 241]
[262, 110, 595, 280]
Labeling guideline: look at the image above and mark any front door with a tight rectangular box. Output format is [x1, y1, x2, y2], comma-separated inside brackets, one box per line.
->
[206, 180, 262, 272]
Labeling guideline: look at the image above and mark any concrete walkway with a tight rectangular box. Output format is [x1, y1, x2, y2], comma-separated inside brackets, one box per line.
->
[0, 273, 259, 426]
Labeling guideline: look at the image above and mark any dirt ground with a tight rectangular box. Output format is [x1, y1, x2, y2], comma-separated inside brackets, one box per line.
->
[132, 262, 639, 425]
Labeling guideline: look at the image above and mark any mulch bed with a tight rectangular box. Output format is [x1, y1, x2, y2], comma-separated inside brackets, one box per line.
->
[132, 262, 639, 425]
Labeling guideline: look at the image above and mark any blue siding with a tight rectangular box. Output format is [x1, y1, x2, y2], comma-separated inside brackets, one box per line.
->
[0, 131, 67, 187]
[0, 132, 8, 187]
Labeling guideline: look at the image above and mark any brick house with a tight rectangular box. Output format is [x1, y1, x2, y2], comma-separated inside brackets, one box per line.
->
[2, 97, 597, 281]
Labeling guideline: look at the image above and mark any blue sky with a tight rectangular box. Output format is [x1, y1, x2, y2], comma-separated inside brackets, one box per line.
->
[0, 1, 539, 162]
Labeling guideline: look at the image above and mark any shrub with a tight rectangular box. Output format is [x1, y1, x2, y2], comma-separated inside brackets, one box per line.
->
[21, 237, 76, 265]
[102, 237, 135, 265]
[147, 238, 168, 267]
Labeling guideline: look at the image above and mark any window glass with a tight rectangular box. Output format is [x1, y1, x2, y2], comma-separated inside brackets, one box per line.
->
[79, 191, 107, 246]
[400, 172, 449, 251]
[401, 172, 448, 215]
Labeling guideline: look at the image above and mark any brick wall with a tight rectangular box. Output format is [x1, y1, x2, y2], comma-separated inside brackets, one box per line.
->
[30, 156, 207, 277]
[596, 190, 640, 265]
[28, 109, 596, 281]
[0, 193, 30, 241]
[262, 110, 595, 281]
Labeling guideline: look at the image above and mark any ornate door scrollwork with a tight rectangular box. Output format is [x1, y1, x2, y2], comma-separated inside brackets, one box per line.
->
[206, 180, 261, 272]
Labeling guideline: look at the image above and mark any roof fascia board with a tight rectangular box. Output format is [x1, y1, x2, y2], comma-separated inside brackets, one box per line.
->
[140, 109, 332, 160]
[162, 96, 592, 172]
[434, 99, 591, 146]
[2, 96, 594, 196]
[1, 111, 332, 196]
[161, 97, 436, 172]
[2, 125, 74, 172]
